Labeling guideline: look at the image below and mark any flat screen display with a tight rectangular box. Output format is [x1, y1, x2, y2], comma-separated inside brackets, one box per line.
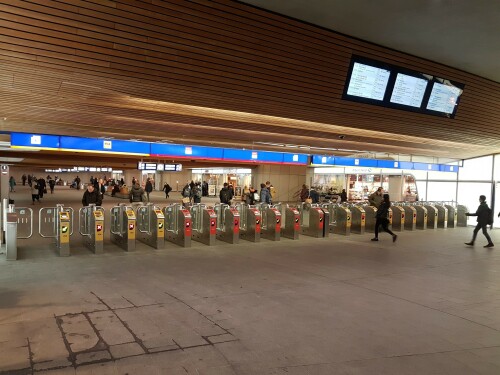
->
[426, 82, 463, 114]
[346, 62, 390, 101]
[390, 73, 428, 108]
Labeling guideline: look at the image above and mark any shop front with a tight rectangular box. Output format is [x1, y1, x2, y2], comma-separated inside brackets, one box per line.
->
[191, 168, 252, 198]
[312, 166, 418, 202]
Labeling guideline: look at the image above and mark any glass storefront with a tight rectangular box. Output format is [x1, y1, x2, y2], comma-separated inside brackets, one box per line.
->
[191, 168, 252, 197]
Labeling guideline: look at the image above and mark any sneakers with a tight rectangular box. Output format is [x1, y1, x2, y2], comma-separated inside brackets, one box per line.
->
[464, 242, 474, 246]
[393, 235, 398, 243]
[371, 238, 378, 241]
[484, 243, 494, 248]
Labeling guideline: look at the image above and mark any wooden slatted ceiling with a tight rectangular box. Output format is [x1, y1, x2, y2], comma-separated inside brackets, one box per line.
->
[0, 0, 498, 164]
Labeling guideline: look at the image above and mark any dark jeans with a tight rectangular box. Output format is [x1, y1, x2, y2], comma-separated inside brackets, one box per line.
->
[472, 223, 492, 244]
[375, 217, 395, 238]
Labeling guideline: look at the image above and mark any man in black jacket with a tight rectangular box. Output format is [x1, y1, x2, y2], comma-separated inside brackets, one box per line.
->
[82, 185, 102, 207]
[465, 195, 494, 248]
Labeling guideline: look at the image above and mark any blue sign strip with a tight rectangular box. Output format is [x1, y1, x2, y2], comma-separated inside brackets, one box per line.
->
[10, 133, 60, 149]
[60, 136, 150, 155]
[311, 155, 457, 172]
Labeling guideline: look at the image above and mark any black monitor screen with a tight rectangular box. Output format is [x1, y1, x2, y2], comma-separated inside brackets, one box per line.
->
[342, 55, 464, 118]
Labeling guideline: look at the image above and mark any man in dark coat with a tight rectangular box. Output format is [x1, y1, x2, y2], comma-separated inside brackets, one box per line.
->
[465, 195, 494, 247]
[82, 184, 102, 206]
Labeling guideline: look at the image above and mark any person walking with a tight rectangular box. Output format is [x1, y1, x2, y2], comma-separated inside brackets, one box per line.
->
[163, 183, 172, 198]
[219, 183, 233, 204]
[193, 182, 202, 204]
[465, 195, 494, 247]
[48, 177, 56, 194]
[371, 193, 397, 242]
[129, 182, 145, 205]
[145, 178, 153, 202]
[27, 174, 32, 186]
[22, 174, 27, 186]
[340, 189, 348, 203]
[260, 183, 271, 204]
[37, 177, 46, 199]
[82, 184, 102, 206]
[9, 176, 16, 192]
[30, 178, 40, 205]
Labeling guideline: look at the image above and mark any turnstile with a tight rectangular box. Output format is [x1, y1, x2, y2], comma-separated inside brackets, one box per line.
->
[79, 204, 104, 254]
[390, 205, 405, 232]
[444, 204, 458, 228]
[4, 205, 33, 260]
[276, 204, 300, 240]
[163, 203, 192, 247]
[136, 203, 165, 249]
[322, 203, 351, 236]
[363, 206, 378, 233]
[215, 203, 240, 244]
[413, 204, 428, 230]
[435, 204, 448, 228]
[423, 204, 438, 229]
[299, 203, 326, 238]
[401, 205, 417, 231]
[350, 205, 366, 234]
[457, 205, 469, 227]
[257, 204, 281, 241]
[40, 204, 74, 256]
[235, 203, 261, 242]
[190, 204, 217, 245]
[110, 204, 136, 251]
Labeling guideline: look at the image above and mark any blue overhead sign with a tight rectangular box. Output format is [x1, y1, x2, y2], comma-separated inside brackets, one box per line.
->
[60, 136, 150, 155]
[11, 133, 60, 149]
[150, 143, 224, 159]
[311, 154, 457, 172]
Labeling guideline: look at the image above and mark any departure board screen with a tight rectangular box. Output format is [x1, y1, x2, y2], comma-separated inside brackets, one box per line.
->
[426, 82, 463, 114]
[346, 62, 390, 101]
[390, 73, 428, 108]
[342, 56, 464, 118]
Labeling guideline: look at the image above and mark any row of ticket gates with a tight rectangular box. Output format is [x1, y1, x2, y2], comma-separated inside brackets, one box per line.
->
[2, 200, 468, 260]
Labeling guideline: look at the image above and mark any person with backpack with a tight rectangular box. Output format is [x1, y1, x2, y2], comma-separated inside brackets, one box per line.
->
[371, 193, 397, 242]
[129, 182, 145, 205]
[219, 183, 233, 204]
[465, 195, 494, 248]
[193, 182, 202, 204]
[163, 183, 172, 198]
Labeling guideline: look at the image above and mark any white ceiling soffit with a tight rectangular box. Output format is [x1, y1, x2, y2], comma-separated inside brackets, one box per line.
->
[240, 0, 500, 82]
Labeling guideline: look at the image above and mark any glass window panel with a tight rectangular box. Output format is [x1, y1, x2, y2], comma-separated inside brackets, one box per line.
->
[427, 181, 457, 202]
[457, 182, 493, 226]
[428, 171, 458, 181]
[494, 155, 500, 181]
[403, 169, 427, 179]
[416, 180, 427, 201]
[458, 156, 493, 181]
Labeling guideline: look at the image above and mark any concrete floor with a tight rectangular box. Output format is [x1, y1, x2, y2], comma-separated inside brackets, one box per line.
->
[1, 186, 500, 374]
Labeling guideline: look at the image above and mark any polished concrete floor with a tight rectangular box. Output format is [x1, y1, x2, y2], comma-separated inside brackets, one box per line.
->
[1, 186, 500, 374]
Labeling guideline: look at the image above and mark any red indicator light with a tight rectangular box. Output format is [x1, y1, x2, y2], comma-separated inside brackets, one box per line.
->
[129, 224, 134, 230]
[97, 225, 102, 232]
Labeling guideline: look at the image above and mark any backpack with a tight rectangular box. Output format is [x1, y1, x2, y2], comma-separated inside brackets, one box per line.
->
[220, 189, 231, 203]
[182, 186, 190, 198]
[487, 207, 493, 225]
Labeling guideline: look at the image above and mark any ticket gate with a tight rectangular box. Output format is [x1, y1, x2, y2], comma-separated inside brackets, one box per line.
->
[435, 204, 448, 229]
[363, 206, 378, 233]
[390, 205, 405, 232]
[257, 203, 281, 241]
[276, 203, 300, 240]
[39, 204, 74, 256]
[214, 203, 240, 244]
[444, 204, 458, 228]
[163, 203, 192, 247]
[110, 204, 136, 251]
[235, 203, 261, 242]
[350, 205, 365, 234]
[136, 203, 165, 249]
[322, 203, 351, 236]
[457, 205, 469, 227]
[190, 204, 217, 245]
[413, 204, 428, 230]
[423, 204, 438, 229]
[401, 205, 417, 231]
[299, 203, 326, 238]
[5, 205, 34, 260]
[79, 204, 105, 254]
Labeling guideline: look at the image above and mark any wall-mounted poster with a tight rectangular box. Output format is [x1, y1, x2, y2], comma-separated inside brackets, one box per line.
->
[208, 184, 216, 196]
[235, 186, 242, 197]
